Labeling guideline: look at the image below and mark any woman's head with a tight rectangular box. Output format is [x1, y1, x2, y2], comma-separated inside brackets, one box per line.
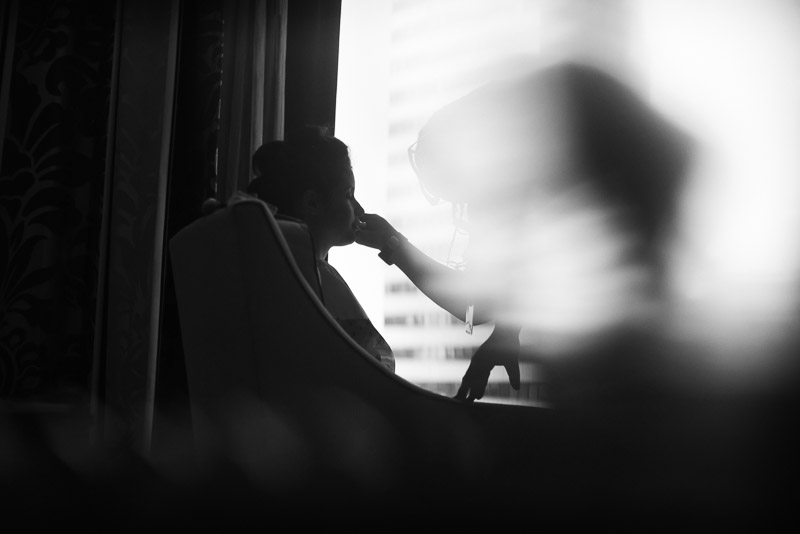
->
[248, 126, 365, 253]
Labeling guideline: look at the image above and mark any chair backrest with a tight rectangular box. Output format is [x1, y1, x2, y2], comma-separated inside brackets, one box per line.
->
[169, 198, 273, 451]
[169, 196, 397, 450]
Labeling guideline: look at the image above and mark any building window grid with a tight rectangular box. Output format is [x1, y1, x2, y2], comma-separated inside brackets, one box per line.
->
[384, 311, 464, 328]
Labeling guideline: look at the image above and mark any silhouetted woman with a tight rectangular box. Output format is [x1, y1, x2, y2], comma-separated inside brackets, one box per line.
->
[246, 126, 395, 372]
[355, 61, 695, 403]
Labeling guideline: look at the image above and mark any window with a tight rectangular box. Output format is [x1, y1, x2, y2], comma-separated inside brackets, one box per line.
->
[333, 0, 800, 402]
[333, 0, 560, 404]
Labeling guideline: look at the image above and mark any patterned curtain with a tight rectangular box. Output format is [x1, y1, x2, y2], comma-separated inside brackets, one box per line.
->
[93, 0, 183, 454]
[0, 0, 226, 456]
[0, 0, 116, 410]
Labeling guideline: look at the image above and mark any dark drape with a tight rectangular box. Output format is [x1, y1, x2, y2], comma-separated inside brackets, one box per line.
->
[152, 0, 224, 462]
[216, 0, 287, 202]
[97, 0, 181, 453]
[285, 0, 342, 135]
[0, 0, 116, 409]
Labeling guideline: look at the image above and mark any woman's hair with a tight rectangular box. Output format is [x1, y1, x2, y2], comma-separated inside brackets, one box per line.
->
[247, 125, 351, 218]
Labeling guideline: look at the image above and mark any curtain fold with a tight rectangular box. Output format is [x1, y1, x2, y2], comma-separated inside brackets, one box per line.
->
[99, 0, 181, 455]
[285, 0, 342, 135]
[262, 0, 288, 144]
[151, 0, 225, 460]
[217, 0, 287, 202]
[0, 0, 18, 167]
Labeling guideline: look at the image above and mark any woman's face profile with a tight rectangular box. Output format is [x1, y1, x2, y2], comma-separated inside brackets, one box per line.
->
[317, 166, 364, 248]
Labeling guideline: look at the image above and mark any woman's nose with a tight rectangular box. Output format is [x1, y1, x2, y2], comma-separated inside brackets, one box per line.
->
[354, 198, 365, 217]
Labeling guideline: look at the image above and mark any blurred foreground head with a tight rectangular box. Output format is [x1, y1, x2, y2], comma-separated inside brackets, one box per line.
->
[410, 61, 695, 274]
[411, 62, 705, 406]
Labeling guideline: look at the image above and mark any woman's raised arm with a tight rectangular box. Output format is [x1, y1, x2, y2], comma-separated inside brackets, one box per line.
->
[355, 213, 494, 325]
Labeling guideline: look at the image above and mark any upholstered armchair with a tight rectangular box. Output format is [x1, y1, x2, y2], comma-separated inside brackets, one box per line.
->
[169, 193, 563, 516]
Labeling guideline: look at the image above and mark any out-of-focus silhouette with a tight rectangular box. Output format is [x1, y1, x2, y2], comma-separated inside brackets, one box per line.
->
[356, 59, 799, 523]
[357, 61, 696, 404]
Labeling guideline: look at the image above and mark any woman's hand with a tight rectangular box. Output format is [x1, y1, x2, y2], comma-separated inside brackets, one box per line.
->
[455, 324, 521, 402]
[354, 213, 399, 250]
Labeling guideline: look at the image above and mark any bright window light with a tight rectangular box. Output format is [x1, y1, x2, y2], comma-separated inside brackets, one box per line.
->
[334, 0, 800, 392]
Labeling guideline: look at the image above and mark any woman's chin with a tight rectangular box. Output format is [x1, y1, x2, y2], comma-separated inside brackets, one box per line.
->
[337, 230, 357, 247]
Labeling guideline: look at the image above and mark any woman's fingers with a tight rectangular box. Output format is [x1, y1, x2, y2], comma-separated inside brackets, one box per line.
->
[505, 362, 521, 390]
[360, 213, 392, 231]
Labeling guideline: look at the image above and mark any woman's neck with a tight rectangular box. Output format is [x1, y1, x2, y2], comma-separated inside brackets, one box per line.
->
[313, 232, 331, 260]
[307, 223, 332, 260]
[316, 246, 331, 261]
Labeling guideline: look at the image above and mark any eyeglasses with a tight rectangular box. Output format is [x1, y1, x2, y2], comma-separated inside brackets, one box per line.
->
[407, 140, 442, 205]
[407, 141, 420, 176]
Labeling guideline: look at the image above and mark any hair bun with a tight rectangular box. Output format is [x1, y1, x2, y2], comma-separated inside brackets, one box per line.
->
[247, 127, 350, 218]
[251, 140, 288, 179]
